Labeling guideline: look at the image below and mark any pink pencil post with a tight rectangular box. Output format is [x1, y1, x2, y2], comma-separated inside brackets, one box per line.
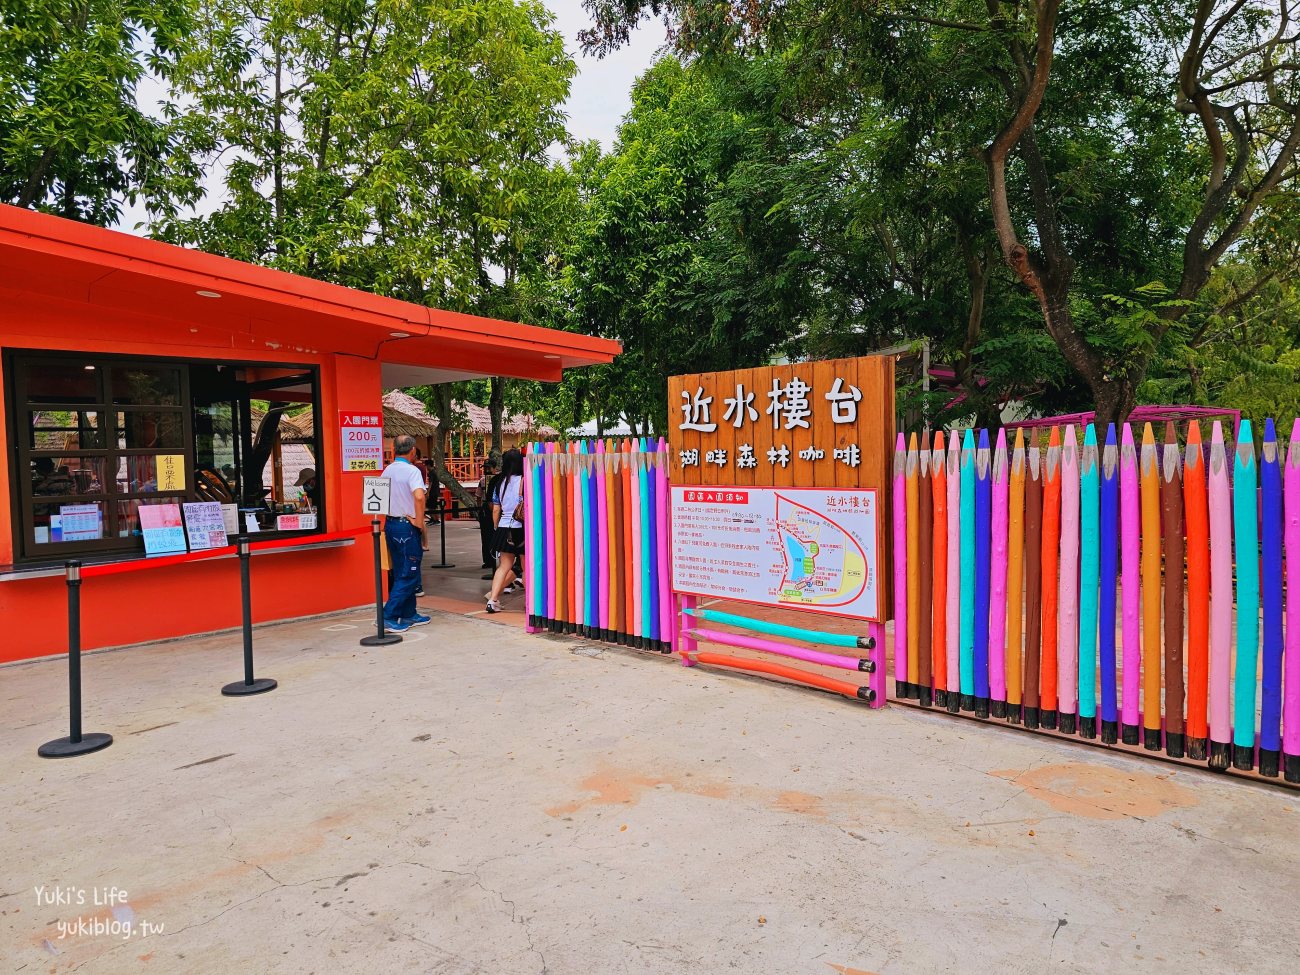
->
[945, 432, 961, 702]
[656, 440, 672, 648]
[524, 444, 539, 633]
[1120, 423, 1141, 739]
[572, 445, 585, 633]
[990, 429, 1009, 709]
[545, 442, 557, 625]
[1207, 421, 1233, 769]
[893, 432, 908, 693]
[1285, 419, 1300, 782]
[1057, 424, 1080, 730]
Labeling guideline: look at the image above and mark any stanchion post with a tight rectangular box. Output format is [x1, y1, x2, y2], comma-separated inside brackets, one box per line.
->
[429, 494, 456, 569]
[361, 517, 402, 647]
[222, 535, 277, 696]
[39, 561, 112, 758]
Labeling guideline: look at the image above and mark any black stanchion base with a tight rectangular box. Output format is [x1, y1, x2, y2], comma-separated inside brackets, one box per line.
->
[1186, 736, 1207, 760]
[1165, 732, 1186, 759]
[1101, 720, 1119, 744]
[991, 700, 1006, 719]
[428, 562, 457, 570]
[1040, 709, 1057, 730]
[1233, 744, 1255, 771]
[1208, 740, 1231, 770]
[360, 633, 403, 647]
[1059, 713, 1076, 735]
[1284, 753, 1300, 783]
[1143, 728, 1162, 751]
[1078, 717, 1096, 740]
[1121, 723, 1140, 745]
[974, 697, 989, 719]
[38, 732, 112, 758]
[1023, 706, 1039, 729]
[222, 678, 278, 696]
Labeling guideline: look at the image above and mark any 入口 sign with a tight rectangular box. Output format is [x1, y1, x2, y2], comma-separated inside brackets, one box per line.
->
[362, 477, 391, 516]
[340, 411, 383, 471]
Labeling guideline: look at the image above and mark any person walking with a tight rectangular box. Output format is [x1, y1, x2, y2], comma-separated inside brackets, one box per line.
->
[484, 448, 526, 614]
[478, 457, 498, 578]
[380, 435, 431, 632]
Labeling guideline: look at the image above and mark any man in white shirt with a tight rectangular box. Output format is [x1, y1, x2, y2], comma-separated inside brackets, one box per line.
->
[380, 435, 430, 631]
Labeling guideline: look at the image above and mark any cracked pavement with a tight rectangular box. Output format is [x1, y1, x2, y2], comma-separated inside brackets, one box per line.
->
[2, 608, 1297, 974]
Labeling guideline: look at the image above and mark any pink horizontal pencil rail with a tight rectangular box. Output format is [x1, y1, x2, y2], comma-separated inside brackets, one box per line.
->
[685, 627, 874, 673]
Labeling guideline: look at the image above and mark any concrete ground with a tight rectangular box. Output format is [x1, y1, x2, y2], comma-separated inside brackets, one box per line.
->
[3, 524, 1299, 974]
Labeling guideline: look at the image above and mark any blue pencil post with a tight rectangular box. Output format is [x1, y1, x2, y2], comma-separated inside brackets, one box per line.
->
[1232, 420, 1260, 770]
[1098, 424, 1120, 743]
[959, 429, 976, 710]
[973, 429, 992, 717]
[1260, 418, 1284, 776]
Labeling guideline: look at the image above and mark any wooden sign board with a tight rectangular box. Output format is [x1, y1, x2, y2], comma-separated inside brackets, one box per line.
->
[668, 355, 896, 619]
[668, 356, 894, 493]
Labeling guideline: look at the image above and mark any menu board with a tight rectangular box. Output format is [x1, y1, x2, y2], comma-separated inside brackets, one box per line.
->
[182, 501, 228, 550]
[58, 504, 103, 542]
[340, 411, 383, 471]
[670, 486, 880, 621]
[138, 503, 187, 555]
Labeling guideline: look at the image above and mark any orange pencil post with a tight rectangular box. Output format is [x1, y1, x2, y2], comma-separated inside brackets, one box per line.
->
[1183, 421, 1210, 760]
[1005, 429, 1026, 723]
[931, 431, 948, 708]
[906, 433, 921, 693]
[1140, 423, 1163, 750]
[1040, 426, 1062, 729]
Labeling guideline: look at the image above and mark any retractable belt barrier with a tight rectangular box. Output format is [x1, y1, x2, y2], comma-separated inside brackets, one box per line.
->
[38, 525, 368, 758]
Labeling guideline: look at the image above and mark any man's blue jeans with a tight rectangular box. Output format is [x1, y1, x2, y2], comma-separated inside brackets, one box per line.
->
[383, 519, 422, 622]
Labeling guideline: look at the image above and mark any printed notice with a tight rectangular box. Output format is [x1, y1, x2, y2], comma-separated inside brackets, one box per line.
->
[58, 504, 102, 542]
[138, 503, 187, 555]
[670, 486, 879, 621]
[182, 501, 228, 550]
[340, 411, 383, 472]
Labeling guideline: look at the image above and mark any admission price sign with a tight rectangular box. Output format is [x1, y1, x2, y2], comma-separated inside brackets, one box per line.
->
[671, 486, 880, 621]
[340, 411, 383, 471]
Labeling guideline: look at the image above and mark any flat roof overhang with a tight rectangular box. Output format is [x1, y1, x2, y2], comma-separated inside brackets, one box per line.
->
[0, 204, 620, 384]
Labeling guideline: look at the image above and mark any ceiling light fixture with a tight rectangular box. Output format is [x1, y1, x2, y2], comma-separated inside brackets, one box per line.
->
[196, 289, 222, 298]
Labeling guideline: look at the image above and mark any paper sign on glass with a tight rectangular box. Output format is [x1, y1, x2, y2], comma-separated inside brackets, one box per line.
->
[139, 503, 187, 555]
[182, 501, 228, 550]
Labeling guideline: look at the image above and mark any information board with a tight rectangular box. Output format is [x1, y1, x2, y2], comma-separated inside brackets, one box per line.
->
[182, 501, 228, 550]
[340, 411, 383, 471]
[671, 485, 880, 621]
[58, 504, 103, 542]
[139, 503, 187, 555]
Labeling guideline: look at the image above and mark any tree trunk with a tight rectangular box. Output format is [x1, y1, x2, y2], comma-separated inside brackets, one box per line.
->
[489, 376, 504, 463]
[426, 383, 478, 508]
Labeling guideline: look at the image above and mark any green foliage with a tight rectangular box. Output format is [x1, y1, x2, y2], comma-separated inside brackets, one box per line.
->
[0, 0, 207, 223]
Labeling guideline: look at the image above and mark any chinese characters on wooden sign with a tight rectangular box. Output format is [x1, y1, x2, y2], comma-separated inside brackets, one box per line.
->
[668, 356, 895, 493]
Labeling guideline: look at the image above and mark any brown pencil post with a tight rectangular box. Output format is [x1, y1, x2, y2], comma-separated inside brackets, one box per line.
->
[1161, 422, 1186, 758]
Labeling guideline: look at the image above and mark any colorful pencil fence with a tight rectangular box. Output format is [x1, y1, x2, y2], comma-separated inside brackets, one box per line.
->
[892, 420, 1300, 784]
[524, 439, 673, 650]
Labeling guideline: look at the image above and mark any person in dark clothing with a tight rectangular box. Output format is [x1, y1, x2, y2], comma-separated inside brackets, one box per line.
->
[294, 467, 319, 510]
[478, 457, 498, 578]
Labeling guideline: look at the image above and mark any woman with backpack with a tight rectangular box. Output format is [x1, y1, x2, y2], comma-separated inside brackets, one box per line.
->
[484, 447, 526, 614]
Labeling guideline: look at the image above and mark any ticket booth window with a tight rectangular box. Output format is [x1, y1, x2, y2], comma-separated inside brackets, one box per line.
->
[8, 352, 323, 562]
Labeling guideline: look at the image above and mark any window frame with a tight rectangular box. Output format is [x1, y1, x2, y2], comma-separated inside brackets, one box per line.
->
[6, 350, 324, 564]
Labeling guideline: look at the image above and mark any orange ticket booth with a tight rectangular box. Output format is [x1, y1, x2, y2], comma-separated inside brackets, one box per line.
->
[0, 205, 618, 662]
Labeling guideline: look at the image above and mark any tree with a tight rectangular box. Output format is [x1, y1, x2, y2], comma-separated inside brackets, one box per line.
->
[580, 0, 1300, 425]
[0, 0, 206, 224]
[162, 0, 575, 500]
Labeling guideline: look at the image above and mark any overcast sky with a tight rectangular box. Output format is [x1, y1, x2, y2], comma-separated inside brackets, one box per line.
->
[117, 2, 665, 234]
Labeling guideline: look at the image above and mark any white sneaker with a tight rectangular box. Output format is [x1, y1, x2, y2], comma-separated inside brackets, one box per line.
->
[485, 600, 502, 614]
